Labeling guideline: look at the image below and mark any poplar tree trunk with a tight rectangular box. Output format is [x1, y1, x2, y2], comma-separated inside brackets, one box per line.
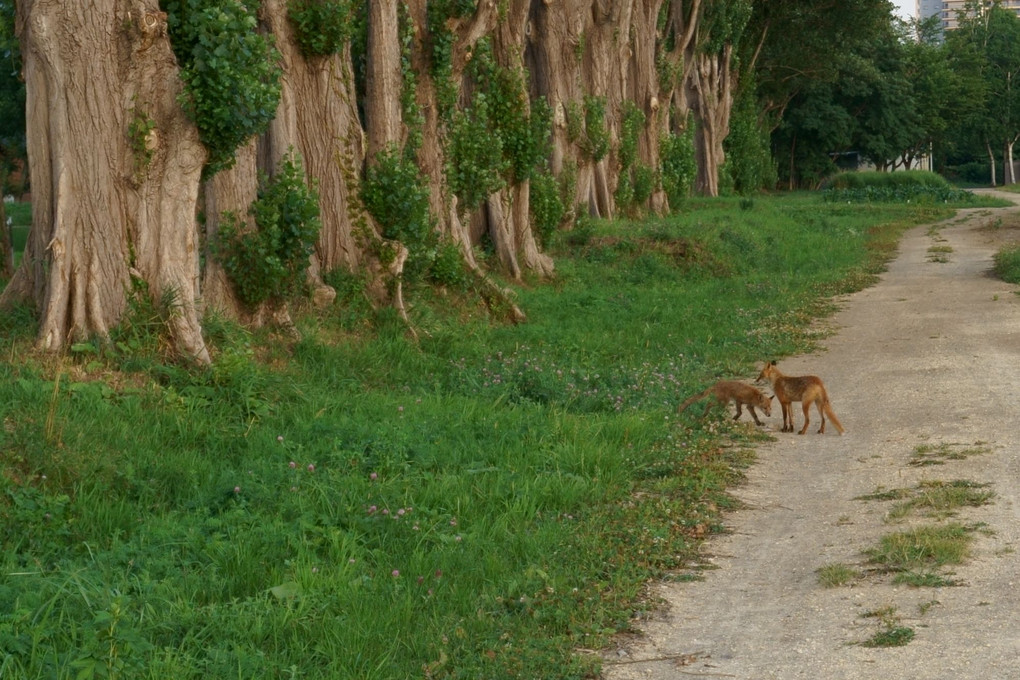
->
[201, 141, 258, 320]
[688, 49, 734, 197]
[488, 0, 553, 278]
[2, 1, 209, 362]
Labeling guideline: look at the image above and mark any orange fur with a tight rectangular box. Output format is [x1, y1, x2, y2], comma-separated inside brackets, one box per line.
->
[756, 361, 844, 435]
[679, 380, 773, 426]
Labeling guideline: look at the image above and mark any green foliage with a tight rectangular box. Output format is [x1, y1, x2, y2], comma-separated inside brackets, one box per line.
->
[426, 0, 477, 117]
[531, 169, 565, 246]
[163, 0, 282, 178]
[631, 164, 657, 206]
[661, 123, 697, 209]
[361, 145, 437, 276]
[725, 83, 776, 194]
[565, 97, 610, 162]
[397, 4, 424, 153]
[619, 101, 646, 171]
[821, 171, 975, 203]
[0, 194, 956, 679]
[429, 238, 470, 288]
[580, 96, 610, 162]
[214, 152, 321, 308]
[0, 0, 25, 178]
[615, 103, 656, 214]
[287, 0, 352, 57]
[993, 243, 1020, 284]
[446, 93, 508, 211]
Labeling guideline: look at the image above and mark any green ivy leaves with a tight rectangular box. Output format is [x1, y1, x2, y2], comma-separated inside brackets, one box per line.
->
[215, 152, 321, 308]
[163, 0, 282, 178]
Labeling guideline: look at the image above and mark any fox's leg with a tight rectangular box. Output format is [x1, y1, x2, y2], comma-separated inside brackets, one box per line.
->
[781, 401, 793, 432]
[797, 401, 811, 435]
[747, 405, 763, 426]
[816, 400, 826, 434]
[733, 400, 744, 421]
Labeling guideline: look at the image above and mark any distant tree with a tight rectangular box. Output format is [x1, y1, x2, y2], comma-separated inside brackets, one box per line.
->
[900, 16, 976, 171]
[747, 0, 903, 187]
[0, 0, 25, 188]
[946, 3, 1020, 185]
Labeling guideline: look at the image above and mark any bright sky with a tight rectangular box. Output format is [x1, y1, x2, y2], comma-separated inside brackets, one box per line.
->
[892, 0, 915, 20]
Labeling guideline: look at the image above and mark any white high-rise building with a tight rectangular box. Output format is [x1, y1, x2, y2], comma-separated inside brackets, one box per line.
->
[925, 0, 1020, 30]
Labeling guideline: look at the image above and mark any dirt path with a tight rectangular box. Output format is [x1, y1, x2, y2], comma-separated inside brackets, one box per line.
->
[604, 192, 1020, 680]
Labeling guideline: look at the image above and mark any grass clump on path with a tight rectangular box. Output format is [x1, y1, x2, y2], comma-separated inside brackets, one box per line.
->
[0, 193, 959, 678]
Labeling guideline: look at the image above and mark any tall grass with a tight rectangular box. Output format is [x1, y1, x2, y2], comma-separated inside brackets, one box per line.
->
[0, 193, 969, 678]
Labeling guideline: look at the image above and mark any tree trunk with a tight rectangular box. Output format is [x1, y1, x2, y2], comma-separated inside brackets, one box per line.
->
[688, 47, 734, 197]
[364, 0, 403, 162]
[987, 141, 997, 187]
[201, 140, 258, 320]
[630, 0, 669, 213]
[261, 0, 364, 306]
[2, 1, 209, 362]
[527, 0, 591, 222]
[1005, 140, 1016, 185]
[486, 0, 553, 278]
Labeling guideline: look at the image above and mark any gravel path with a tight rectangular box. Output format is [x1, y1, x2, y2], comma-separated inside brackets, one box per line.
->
[603, 192, 1020, 680]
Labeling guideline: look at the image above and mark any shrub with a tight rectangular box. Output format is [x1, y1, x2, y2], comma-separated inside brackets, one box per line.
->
[163, 0, 282, 178]
[531, 169, 565, 246]
[993, 244, 1020, 284]
[361, 145, 437, 278]
[821, 171, 975, 203]
[287, 0, 352, 57]
[214, 151, 321, 308]
[661, 125, 697, 209]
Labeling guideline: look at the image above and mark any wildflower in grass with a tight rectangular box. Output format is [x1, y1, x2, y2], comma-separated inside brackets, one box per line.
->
[398, 406, 404, 412]
[392, 569, 400, 578]
[368, 505, 378, 514]
[234, 486, 241, 494]
[289, 461, 296, 469]
[450, 517, 458, 526]
[307, 464, 315, 472]
[370, 472, 378, 480]
[277, 435, 284, 442]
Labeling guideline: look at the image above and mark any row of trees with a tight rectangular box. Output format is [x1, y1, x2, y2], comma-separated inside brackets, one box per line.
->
[0, 1, 1018, 361]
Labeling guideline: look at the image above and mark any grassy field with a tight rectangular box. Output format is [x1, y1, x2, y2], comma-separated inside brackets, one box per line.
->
[0, 192, 986, 678]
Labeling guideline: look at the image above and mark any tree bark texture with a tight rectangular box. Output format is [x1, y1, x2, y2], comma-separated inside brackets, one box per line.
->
[688, 48, 734, 197]
[4, 0, 209, 361]
[3, 0, 742, 359]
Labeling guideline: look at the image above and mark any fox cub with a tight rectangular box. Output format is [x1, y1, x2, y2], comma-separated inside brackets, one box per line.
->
[756, 361, 844, 435]
[678, 380, 773, 426]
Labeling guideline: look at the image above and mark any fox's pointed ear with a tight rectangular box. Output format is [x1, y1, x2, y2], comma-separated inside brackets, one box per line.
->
[769, 360, 776, 366]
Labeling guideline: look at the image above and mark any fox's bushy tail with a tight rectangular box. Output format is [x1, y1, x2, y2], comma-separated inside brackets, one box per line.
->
[823, 395, 845, 435]
[678, 387, 711, 414]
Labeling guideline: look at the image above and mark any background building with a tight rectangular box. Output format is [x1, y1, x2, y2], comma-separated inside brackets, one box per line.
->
[925, 0, 1020, 30]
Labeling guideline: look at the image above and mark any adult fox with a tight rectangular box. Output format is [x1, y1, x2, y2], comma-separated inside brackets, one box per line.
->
[678, 380, 773, 426]
[756, 361, 844, 435]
